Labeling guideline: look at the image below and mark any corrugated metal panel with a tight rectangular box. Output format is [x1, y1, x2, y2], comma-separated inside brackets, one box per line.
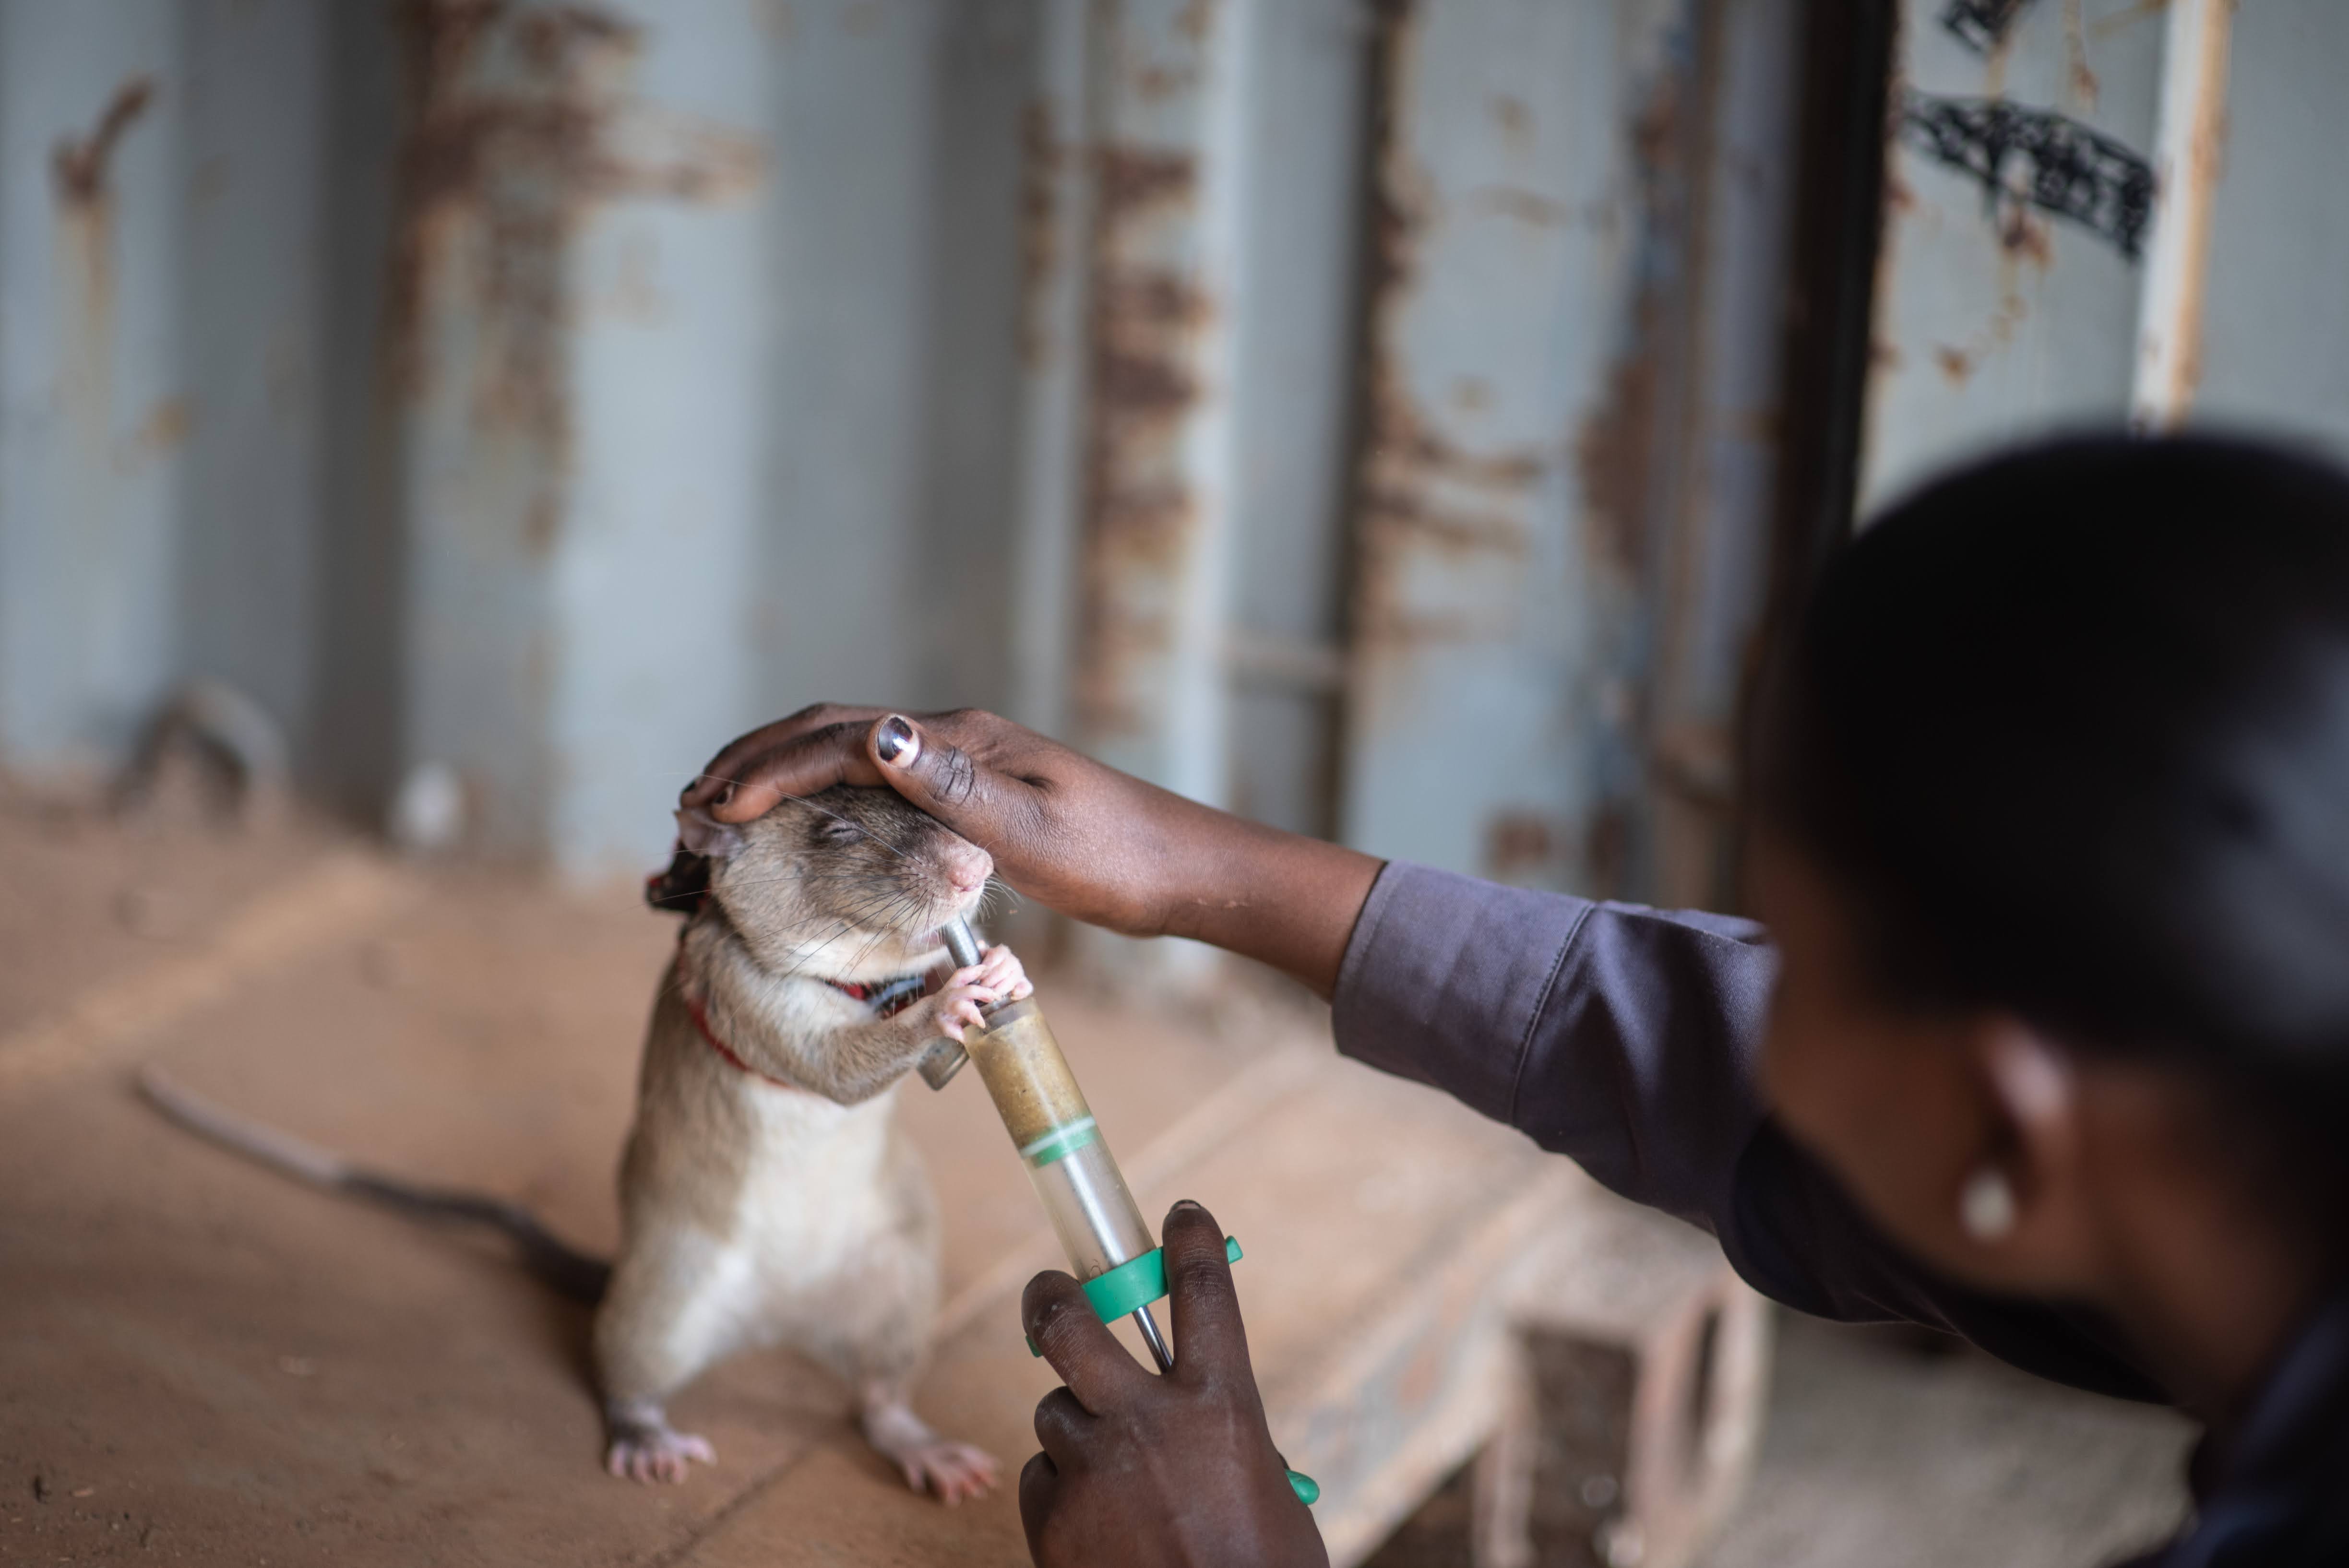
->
[65, 0, 2349, 910]
[2192, 0, 2349, 455]
[387, 0, 767, 869]
[1066, 0, 1247, 819]
[179, 0, 332, 759]
[1860, 0, 2167, 510]
[0, 1, 187, 772]
[1644, 0, 1801, 910]
[1863, 0, 2349, 511]
[552, 0, 775, 875]
[1340, 0, 1757, 900]
[751, 0, 953, 731]
[1219, 0, 1368, 843]
[0, 0, 1815, 900]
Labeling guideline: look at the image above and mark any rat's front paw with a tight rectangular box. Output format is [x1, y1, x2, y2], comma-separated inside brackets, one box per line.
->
[928, 943, 1030, 1040]
[976, 942, 1032, 1001]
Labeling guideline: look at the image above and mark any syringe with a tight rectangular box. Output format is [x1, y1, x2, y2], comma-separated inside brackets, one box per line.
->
[915, 917, 1318, 1507]
[918, 917, 1176, 1368]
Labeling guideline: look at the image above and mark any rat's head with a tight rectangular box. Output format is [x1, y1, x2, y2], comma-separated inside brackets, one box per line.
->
[671, 786, 993, 979]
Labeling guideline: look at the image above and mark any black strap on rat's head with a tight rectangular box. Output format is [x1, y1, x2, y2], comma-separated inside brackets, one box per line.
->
[644, 844, 712, 915]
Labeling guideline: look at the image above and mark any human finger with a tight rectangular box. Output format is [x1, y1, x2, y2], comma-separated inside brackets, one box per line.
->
[690, 705, 894, 822]
[1031, 1386, 1094, 1469]
[866, 713, 1049, 854]
[1017, 1450, 1060, 1554]
[1162, 1200, 1253, 1385]
[1023, 1269, 1151, 1412]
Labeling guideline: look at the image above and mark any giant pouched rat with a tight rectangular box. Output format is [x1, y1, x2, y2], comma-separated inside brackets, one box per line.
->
[142, 785, 1023, 1502]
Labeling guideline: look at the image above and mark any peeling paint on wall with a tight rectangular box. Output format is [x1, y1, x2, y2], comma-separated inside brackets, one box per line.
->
[1017, 101, 1062, 369]
[1073, 140, 1205, 736]
[52, 78, 157, 410]
[1350, 3, 1550, 668]
[53, 76, 155, 207]
[386, 0, 762, 470]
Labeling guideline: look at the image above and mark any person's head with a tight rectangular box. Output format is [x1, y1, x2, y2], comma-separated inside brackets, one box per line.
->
[1752, 434, 2349, 1338]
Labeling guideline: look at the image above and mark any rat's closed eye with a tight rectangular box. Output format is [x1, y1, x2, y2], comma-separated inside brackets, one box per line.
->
[819, 819, 862, 844]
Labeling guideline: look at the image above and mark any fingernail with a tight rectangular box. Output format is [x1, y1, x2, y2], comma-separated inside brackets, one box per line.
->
[875, 715, 919, 766]
[1170, 1200, 1204, 1215]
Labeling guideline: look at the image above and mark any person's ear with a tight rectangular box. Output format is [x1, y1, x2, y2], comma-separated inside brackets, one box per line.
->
[1955, 1019, 2095, 1289]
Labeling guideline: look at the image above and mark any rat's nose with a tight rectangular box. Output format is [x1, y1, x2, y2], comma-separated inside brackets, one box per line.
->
[942, 843, 992, 897]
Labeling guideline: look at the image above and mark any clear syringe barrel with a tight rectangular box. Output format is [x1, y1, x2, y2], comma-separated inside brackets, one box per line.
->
[961, 996, 1155, 1280]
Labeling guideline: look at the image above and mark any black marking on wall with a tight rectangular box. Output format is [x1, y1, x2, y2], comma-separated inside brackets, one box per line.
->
[1941, 0, 2039, 52]
[1900, 94, 2155, 260]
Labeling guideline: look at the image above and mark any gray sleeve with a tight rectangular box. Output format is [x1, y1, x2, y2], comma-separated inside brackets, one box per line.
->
[1330, 860, 1777, 1234]
[1328, 862, 2170, 1404]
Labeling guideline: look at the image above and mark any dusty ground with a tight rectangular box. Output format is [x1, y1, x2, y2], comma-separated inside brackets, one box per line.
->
[1694, 1318, 2192, 1568]
[0, 796, 2195, 1567]
[1366, 1319, 2193, 1568]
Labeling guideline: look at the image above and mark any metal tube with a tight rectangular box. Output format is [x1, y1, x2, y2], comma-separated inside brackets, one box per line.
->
[1133, 1305, 1174, 1372]
[943, 918, 985, 970]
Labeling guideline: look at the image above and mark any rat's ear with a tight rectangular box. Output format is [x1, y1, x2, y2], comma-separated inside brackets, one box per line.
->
[675, 806, 747, 860]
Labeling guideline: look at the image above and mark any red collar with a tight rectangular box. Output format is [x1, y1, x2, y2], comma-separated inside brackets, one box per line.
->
[684, 989, 811, 1095]
[679, 966, 928, 1093]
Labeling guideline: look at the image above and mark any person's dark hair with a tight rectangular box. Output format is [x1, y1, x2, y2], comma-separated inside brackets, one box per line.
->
[1759, 433, 2349, 1184]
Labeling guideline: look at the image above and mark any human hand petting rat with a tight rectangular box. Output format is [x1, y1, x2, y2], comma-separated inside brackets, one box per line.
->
[681, 705, 1383, 1000]
[1018, 1200, 1327, 1568]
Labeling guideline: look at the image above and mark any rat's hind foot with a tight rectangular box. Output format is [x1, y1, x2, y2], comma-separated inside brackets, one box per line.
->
[604, 1398, 716, 1485]
[897, 1437, 999, 1506]
[860, 1391, 999, 1505]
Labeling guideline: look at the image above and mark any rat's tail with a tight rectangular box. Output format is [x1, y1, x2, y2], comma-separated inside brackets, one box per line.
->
[138, 1065, 612, 1305]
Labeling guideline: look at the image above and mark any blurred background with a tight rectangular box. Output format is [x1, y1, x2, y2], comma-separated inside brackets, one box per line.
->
[5, 0, 2331, 901]
[2, 1, 2343, 1566]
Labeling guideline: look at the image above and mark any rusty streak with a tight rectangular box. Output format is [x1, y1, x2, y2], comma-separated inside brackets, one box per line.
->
[1348, 2, 1557, 665]
[53, 77, 156, 206]
[1073, 125, 1209, 736]
[1017, 102, 1060, 368]
[382, 0, 762, 555]
[1359, 495, 1528, 558]
[1575, 60, 1691, 582]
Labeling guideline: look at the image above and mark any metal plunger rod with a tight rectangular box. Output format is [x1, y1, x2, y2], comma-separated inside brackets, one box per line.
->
[942, 917, 985, 971]
[943, 915, 1177, 1374]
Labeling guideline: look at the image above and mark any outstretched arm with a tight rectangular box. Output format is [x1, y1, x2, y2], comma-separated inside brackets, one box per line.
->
[681, 706, 1383, 1000]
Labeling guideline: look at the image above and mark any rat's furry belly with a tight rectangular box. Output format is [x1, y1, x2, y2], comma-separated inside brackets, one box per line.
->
[673, 1088, 939, 1372]
[729, 1089, 917, 1268]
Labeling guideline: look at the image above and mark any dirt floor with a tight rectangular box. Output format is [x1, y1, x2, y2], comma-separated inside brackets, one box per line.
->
[0, 795, 2195, 1567]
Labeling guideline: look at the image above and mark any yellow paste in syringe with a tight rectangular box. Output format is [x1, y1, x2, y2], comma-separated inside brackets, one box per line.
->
[962, 997, 1156, 1278]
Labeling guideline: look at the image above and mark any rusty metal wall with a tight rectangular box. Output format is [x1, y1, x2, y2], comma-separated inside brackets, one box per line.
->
[1862, 0, 2349, 511]
[1861, 0, 2165, 511]
[0, 1, 188, 771]
[2192, 1, 2349, 452]
[0, 0, 1808, 902]
[1336, 0, 1801, 903]
[179, 0, 334, 756]
[1216, 0, 1371, 846]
